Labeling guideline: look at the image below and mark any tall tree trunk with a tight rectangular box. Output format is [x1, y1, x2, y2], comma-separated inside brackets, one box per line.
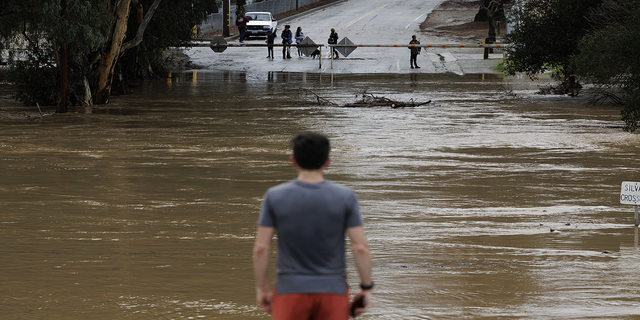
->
[81, 77, 93, 107]
[59, 0, 68, 113]
[488, 18, 496, 42]
[93, 0, 132, 104]
[121, 0, 162, 53]
[59, 45, 68, 112]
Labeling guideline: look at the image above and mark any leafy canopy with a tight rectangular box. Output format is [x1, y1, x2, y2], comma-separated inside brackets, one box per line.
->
[503, 0, 640, 132]
[0, 0, 217, 106]
[504, 0, 603, 80]
[0, 0, 111, 105]
[574, 0, 640, 132]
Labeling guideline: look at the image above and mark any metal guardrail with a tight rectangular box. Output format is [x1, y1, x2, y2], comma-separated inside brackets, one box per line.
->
[207, 43, 508, 48]
[328, 44, 508, 48]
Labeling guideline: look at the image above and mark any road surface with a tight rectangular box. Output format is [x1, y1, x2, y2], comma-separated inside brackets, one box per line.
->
[185, 0, 503, 74]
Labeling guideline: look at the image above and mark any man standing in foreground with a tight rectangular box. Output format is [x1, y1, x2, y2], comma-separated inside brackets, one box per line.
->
[253, 132, 373, 319]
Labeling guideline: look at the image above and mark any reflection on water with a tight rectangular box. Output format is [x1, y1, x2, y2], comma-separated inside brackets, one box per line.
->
[1, 71, 639, 319]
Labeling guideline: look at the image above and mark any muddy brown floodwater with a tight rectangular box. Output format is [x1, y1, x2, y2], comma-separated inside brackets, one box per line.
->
[1, 71, 639, 319]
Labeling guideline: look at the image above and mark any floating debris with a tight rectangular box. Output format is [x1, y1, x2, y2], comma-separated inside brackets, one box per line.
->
[300, 88, 431, 108]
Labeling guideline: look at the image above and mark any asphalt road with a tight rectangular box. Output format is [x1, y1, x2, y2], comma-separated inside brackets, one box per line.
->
[185, 0, 503, 74]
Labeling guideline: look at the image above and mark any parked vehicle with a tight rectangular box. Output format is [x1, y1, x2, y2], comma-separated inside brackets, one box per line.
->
[245, 12, 278, 38]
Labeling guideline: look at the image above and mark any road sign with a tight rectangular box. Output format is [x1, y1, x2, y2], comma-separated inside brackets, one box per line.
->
[335, 37, 357, 57]
[210, 37, 227, 53]
[621, 181, 640, 205]
[298, 37, 319, 57]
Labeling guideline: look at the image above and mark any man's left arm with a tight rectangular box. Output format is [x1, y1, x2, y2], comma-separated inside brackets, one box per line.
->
[347, 226, 373, 316]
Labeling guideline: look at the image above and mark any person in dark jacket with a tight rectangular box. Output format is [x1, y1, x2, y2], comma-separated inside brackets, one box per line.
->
[281, 25, 293, 59]
[236, 12, 249, 43]
[409, 35, 421, 69]
[328, 28, 339, 59]
[266, 28, 276, 59]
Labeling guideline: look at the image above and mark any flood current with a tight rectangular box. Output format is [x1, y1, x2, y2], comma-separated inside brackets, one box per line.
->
[1, 71, 639, 319]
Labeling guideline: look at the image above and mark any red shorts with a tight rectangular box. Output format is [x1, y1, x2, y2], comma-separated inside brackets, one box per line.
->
[271, 287, 349, 320]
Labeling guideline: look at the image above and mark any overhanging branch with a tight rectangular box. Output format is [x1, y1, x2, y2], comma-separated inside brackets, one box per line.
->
[119, 0, 161, 55]
[131, 0, 144, 23]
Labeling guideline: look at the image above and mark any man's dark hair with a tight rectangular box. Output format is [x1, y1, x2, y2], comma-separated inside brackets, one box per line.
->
[290, 132, 330, 170]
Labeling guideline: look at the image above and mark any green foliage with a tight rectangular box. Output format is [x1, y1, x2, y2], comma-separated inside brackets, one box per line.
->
[9, 54, 59, 106]
[574, 0, 640, 131]
[504, 0, 603, 80]
[0, 0, 110, 105]
[621, 86, 640, 132]
[118, 0, 218, 81]
[503, 0, 640, 131]
[1, 0, 217, 106]
[142, 0, 217, 49]
[236, 0, 247, 15]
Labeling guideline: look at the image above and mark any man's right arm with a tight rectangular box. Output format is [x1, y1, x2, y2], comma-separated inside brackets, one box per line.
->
[253, 226, 275, 313]
[347, 226, 372, 316]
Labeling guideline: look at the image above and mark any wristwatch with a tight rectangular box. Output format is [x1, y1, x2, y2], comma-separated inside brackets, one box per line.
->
[360, 281, 374, 290]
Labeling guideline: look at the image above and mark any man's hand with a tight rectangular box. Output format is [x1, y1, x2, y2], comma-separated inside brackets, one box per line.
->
[347, 226, 372, 317]
[256, 288, 273, 313]
[350, 289, 372, 317]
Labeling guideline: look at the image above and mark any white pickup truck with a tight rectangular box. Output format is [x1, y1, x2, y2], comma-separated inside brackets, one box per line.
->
[245, 12, 278, 38]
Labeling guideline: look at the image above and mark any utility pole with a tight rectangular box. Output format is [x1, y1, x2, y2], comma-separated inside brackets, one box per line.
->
[223, 0, 230, 37]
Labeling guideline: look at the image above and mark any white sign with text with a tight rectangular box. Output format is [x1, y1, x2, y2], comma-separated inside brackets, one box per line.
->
[621, 181, 640, 205]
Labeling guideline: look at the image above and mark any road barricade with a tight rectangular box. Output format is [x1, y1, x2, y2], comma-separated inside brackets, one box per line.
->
[205, 36, 509, 69]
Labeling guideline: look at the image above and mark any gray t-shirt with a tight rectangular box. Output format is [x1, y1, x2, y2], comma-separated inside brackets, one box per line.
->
[258, 179, 363, 295]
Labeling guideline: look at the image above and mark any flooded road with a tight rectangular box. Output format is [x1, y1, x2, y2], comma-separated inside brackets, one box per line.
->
[1, 71, 639, 319]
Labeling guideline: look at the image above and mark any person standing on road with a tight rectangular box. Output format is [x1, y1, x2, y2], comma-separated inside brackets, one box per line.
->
[295, 27, 305, 57]
[253, 132, 374, 320]
[236, 12, 249, 43]
[266, 29, 276, 59]
[281, 25, 293, 59]
[409, 35, 421, 69]
[328, 28, 339, 59]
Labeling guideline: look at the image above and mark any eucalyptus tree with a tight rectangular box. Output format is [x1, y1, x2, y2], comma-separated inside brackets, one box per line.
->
[504, 0, 639, 131]
[574, 0, 640, 132]
[0, 0, 217, 111]
[475, 0, 513, 42]
[0, 0, 110, 111]
[503, 0, 603, 81]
